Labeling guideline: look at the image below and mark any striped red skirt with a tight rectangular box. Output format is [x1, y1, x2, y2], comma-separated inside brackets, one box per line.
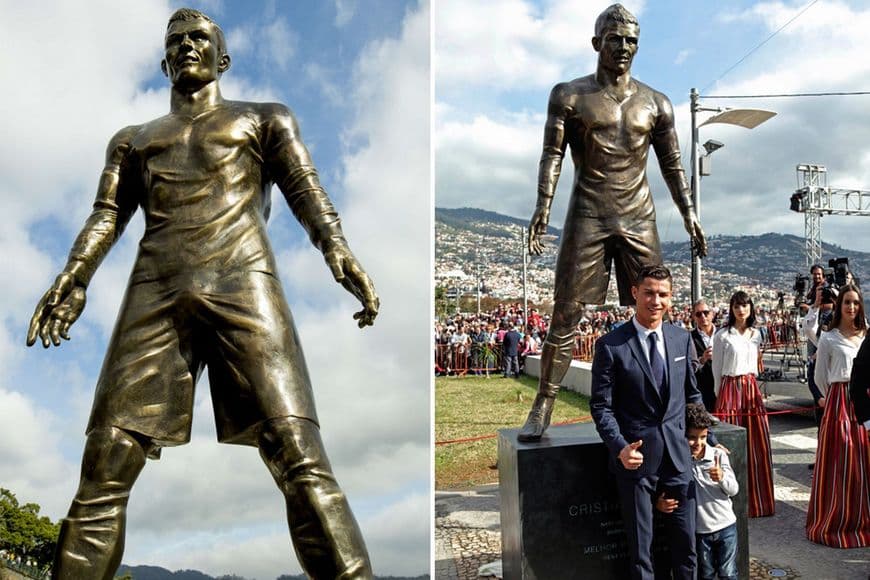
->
[806, 382, 870, 547]
[714, 374, 775, 517]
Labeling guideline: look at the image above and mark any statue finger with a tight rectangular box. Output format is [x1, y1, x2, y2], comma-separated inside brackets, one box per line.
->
[60, 320, 72, 341]
[49, 318, 63, 346]
[26, 303, 48, 346]
[39, 319, 52, 348]
[353, 308, 375, 328]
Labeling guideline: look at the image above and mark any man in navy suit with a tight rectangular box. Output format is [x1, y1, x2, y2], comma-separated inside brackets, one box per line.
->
[591, 264, 707, 579]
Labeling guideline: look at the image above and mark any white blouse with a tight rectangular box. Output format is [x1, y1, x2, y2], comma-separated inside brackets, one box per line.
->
[711, 326, 761, 395]
[814, 328, 865, 394]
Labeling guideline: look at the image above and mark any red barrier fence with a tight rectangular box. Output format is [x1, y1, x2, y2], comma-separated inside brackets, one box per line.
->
[435, 343, 503, 376]
[760, 322, 802, 351]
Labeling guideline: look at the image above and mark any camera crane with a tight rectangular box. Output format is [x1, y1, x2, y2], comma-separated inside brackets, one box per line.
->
[789, 163, 870, 268]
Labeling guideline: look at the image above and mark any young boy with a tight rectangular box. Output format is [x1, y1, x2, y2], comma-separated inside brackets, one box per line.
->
[657, 403, 739, 580]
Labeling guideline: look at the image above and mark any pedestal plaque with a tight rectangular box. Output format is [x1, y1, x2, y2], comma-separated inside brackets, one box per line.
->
[498, 422, 749, 579]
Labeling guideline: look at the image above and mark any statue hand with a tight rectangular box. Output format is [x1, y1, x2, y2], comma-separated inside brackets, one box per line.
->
[528, 207, 550, 255]
[26, 272, 87, 348]
[323, 243, 379, 328]
[684, 215, 707, 258]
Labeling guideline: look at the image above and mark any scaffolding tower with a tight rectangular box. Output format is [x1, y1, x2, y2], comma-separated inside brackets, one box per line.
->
[789, 163, 870, 268]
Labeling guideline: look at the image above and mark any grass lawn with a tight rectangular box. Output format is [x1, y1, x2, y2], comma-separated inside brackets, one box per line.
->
[435, 373, 591, 489]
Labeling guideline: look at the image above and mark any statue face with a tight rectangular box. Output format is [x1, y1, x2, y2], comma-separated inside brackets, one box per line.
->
[162, 18, 228, 89]
[594, 22, 639, 75]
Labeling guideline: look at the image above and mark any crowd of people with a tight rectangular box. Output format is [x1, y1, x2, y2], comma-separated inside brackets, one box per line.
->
[434, 300, 800, 378]
[436, 262, 870, 557]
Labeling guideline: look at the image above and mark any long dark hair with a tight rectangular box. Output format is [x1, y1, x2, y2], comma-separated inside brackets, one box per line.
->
[829, 284, 867, 332]
[726, 291, 756, 329]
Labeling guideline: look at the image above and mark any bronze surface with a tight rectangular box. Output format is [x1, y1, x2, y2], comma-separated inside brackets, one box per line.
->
[26, 8, 376, 579]
[519, 3, 706, 442]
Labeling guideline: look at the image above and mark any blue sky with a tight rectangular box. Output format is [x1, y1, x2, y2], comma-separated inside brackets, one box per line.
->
[0, 1, 430, 577]
[436, 0, 870, 256]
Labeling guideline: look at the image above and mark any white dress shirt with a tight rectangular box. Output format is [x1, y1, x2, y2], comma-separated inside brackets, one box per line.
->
[814, 328, 865, 395]
[632, 317, 666, 366]
[711, 326, 761, 395]
[801, 306, 821, 347]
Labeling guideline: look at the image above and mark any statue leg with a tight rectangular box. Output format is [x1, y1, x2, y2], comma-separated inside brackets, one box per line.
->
[52, 427, 148, 580]
[258, 417, 373, 579]
[517, 299, 585, 441]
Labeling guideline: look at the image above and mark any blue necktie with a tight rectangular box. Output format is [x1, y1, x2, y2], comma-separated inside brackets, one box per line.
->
[648, 333, 666, 395]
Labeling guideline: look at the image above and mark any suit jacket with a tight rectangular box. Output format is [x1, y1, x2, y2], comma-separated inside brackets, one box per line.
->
[690, 327, 716, 411]
[591, 320, 705, 480]
[849, 336, 870, 424]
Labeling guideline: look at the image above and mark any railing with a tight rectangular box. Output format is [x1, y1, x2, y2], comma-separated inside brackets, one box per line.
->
[572, 333, 599, 362]
[0, 557, 49, 579]
[760, 322, 802, 351]
[435, 323, 800, 377]
[435, 343, 504, 376]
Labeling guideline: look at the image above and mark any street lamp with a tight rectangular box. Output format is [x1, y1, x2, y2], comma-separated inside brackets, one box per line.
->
[689, 88, 776, 303]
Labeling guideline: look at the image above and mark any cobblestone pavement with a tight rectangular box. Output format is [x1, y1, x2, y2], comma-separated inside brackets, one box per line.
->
[435, 390, 870, 579]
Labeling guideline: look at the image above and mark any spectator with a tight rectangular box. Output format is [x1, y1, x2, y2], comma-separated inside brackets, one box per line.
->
[690, 299, 717, 412]
[502, 325, 522, 378]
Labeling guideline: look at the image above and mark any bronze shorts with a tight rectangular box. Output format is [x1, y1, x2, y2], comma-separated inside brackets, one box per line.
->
[87, 269, 316, 450]
[553, 216, 662, 307]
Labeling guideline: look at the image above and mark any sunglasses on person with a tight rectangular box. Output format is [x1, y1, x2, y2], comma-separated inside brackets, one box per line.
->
[693, 310, 711, 317]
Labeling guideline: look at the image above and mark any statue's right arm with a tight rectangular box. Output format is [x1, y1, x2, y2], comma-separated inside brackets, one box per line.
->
[27, 126, 141, 348]
[529, 84, 570, 255]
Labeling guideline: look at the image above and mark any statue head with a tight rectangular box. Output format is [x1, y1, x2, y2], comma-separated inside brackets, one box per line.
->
[161, 8, 231, 89]
[594, 4, 639, 38]
[592, 4, 639, 75]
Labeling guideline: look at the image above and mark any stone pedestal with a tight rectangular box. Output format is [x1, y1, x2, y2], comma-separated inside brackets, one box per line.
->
[498, 422, 749, 579]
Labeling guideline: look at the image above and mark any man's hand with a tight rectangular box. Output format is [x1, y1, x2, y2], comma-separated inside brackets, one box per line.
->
[618, 439, 644, 470]
[323, 242, 379, 328]
[700, 346, 713, 365]
[26, 272, 87, 348]
[655, 492, 678, 514]
[528, 206, 550, 255]
[708, 452, 723, 482]
[818, 396, 826, 409]
[684, 214, 707, 258]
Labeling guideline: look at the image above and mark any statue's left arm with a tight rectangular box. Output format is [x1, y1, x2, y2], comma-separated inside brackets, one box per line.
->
[262, 104, 378, 328]
[650, 94, 707, 257]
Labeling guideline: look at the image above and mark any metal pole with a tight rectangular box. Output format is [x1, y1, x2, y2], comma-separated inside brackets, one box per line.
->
[477, 263, 482, 315]
[521, 225, 528, 329]
[690, 88, 701, 303]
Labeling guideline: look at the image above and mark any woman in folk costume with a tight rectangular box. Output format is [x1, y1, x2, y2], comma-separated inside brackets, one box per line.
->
[806, 283, 870, 547]
[712, 291, 775, 517]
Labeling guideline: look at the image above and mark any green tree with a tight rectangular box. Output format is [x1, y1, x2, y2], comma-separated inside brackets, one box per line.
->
[0, 488, 60, 569]
[434, 285, 448, 319]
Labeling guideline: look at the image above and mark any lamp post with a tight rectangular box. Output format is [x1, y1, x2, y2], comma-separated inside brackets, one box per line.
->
[689, 88, 776, 303]
[521, 225, 528, 324]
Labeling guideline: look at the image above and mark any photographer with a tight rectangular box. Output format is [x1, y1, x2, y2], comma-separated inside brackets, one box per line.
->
[801, 270, 838, 468]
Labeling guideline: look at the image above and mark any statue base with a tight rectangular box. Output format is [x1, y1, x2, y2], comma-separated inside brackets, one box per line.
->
[498, 421, 749, 579]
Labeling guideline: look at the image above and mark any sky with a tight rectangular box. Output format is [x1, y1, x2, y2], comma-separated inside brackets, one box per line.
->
[0, 1, 430, 578]
[435, 0, 870, 263]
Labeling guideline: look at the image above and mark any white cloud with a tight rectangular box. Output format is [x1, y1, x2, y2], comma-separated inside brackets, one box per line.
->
[674, 48, 692, 65]
[435, 0, 870, 256]
[435, 0, 645, 93]
[334, 0, 358, 27]
[264, 18, 299, 71]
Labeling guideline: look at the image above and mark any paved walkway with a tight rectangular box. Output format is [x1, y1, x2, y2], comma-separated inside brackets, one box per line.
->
[435, 388, 870, 579]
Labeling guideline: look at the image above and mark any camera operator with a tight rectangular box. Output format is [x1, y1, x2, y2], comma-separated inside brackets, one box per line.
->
[801, 269, 838, 469]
